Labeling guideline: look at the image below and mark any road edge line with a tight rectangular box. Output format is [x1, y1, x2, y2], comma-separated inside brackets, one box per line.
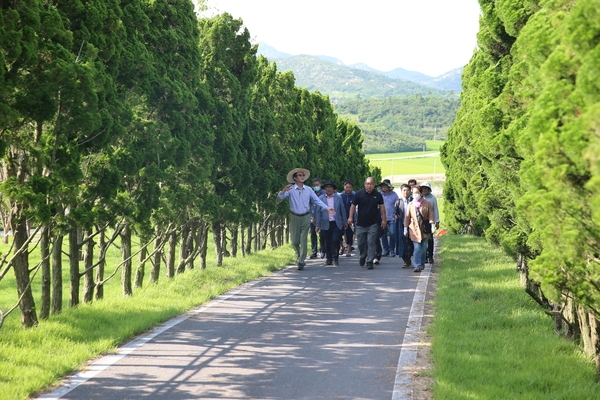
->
[37, 268, 292, 399]
[392, 262, 431, 400]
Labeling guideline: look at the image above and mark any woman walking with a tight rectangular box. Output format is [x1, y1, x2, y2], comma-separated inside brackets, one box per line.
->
[403, 185, 435, 272]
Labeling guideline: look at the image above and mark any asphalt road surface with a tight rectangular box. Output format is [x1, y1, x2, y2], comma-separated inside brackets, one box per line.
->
[40, 251, 432, 400]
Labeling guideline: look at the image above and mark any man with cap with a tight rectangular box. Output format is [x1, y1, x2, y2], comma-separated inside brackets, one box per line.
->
[420, 182, 440, 264]
[379, 179, 399, 257]
[278, 168, 335, 270]
[315, 180, 347, 266]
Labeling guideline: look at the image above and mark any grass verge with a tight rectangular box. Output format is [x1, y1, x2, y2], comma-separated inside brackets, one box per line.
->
[433, 235, 600, 399]
[365, 141, 445, 177]
[0, 246, 295, 400]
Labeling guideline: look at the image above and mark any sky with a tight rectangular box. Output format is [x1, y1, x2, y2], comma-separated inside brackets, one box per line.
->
[198, 0, 481, 77]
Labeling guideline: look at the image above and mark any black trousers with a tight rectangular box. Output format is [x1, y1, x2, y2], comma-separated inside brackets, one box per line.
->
[343, 225, 354, 246]
[427, 235, 434, 260]
[400, 235, 414, 265]
[322, 224, 343, 262]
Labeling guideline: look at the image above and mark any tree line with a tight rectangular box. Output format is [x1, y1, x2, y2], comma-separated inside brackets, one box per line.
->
[0, 0, 377, 329]
[335, 94, 460, 153]
[442, 0, 600, 372]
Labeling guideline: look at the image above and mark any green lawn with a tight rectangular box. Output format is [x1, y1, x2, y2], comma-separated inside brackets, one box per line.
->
[0, 235, 294, 399]
[366, 140, 445, 177]
[433, 235, 600, 399]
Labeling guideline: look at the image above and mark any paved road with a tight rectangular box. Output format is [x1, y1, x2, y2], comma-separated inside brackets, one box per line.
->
[41, 252, 431, 400]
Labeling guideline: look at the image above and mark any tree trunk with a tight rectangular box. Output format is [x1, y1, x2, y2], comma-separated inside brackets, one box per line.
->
[51, 233, 63, 314]
[254, 223, 259, 253]
[12, 213, 38, 327]
[590, 314, 600, 377]
[212, 221, 223, 266]
[221, 224, 229, 258]
[68, 226, 80, 307]
[241, 227, 246, 257]
[177, 223, 190, 274]
[82, 230, 95, 303]
[245, 225, 252, 255]
[95, 229, 107, 300]
[166, 230, 177, 278]
[269, 220, 277, 249]
[121, 223, 132, 296]
[39, 225, 51, 319]
[134, 242, 147, 288]
[151, 227, 162, 283]
[231, 225, 238, 257]
[77, 227, 84, 261]
[197, 222, 208, 270]
[186, 221, 196, 270]
[277, 221, 284, 248]
[2, 212, 11, 245]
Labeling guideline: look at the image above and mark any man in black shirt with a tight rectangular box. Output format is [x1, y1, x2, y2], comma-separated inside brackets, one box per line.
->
[347, 177, 386, 269]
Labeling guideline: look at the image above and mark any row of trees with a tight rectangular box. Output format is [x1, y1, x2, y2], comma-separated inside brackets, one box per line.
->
[442, 0, 600, 371]
[0, 0, 376, 328]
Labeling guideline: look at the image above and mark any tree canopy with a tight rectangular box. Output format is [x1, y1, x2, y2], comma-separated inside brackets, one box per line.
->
[0, 1, 377, 328]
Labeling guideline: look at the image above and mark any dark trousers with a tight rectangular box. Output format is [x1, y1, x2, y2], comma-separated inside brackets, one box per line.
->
[322, 223, 343, 262]
[343, 225, 354, 246]
[398, 234, 414, 265]
[395, 222, 414, 265]
[426, 235, 434, 260]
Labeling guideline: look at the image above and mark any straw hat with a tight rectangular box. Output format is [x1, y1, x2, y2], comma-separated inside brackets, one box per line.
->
[286, 167, 310, 183]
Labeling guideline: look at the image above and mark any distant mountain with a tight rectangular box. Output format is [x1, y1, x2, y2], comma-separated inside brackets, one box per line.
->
[381, 67, 431, 83]
[423, 68, 463, 92]
[381, 67, 463, 92]
[257, 42, 463, 93]
[257, 43, 293, 60]
[267, 55, 451, 99]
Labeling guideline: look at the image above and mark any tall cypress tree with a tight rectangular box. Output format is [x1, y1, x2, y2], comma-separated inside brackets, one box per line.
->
[198, 13, 257, 265]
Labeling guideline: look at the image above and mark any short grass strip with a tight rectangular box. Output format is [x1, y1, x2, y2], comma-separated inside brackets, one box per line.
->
[432, 235, 600, 399]
[0, 246, 295, 400]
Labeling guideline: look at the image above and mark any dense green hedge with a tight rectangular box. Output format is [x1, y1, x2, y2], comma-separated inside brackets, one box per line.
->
[442, 0, 600, 362]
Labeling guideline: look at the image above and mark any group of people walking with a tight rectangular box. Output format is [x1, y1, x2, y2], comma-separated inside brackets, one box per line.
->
[278, 168, 439, 273]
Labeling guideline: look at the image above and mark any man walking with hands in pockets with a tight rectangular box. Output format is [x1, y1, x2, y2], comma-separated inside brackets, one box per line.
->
[278, 168, 335, 270]
[347, 177, 386, 270]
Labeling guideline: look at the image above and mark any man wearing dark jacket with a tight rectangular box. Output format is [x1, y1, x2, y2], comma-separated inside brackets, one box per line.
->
[340, 180, 356, 257]
[394, 184, 414, 267]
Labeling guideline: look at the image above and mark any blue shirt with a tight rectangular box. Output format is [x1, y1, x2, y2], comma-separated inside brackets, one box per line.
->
[278, 184, 329, 214]
[381, 190, 399, 221]
[340, 191, 355, 215]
